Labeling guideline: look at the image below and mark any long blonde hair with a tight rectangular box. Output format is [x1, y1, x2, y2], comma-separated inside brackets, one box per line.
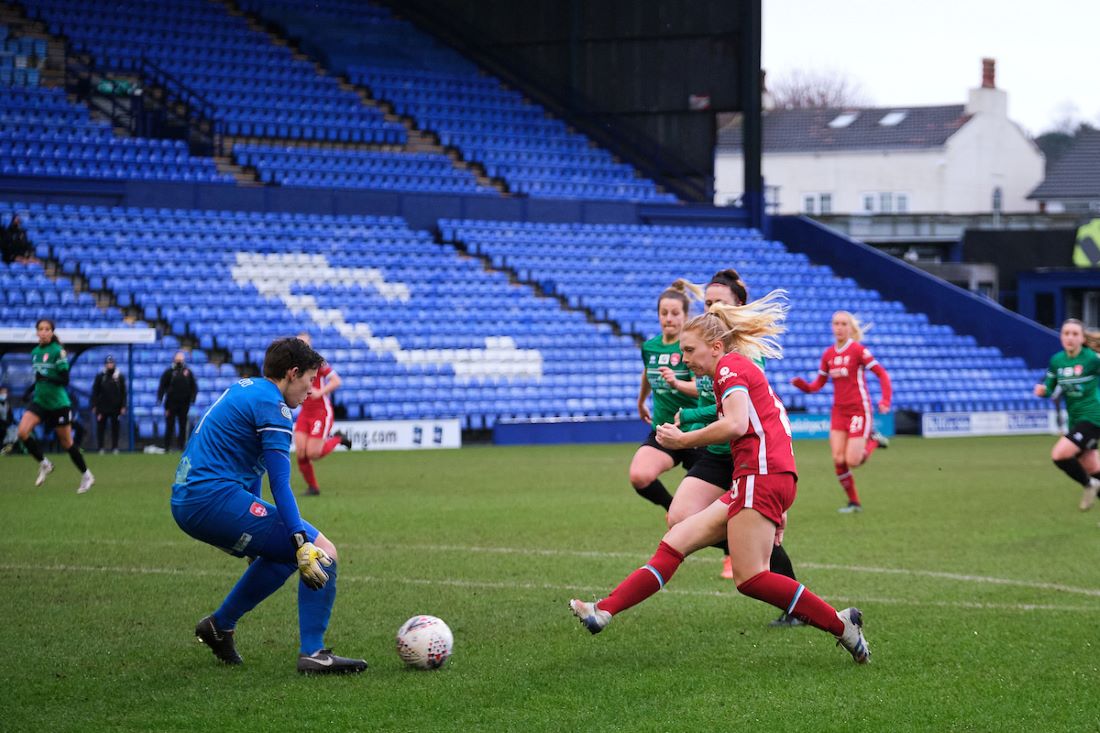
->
[683, 289, 788, 362]
[834, 310, 871, 342]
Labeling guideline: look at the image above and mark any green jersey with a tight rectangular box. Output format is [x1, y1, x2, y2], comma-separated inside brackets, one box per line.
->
[679, 356, 767, 455]
[641, 335, 695, 427]
[30, 341, 71, 410]
[1043, 348, 1100, 426]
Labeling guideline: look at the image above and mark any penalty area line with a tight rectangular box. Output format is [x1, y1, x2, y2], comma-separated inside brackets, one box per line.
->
[4, 562, 1098, 615]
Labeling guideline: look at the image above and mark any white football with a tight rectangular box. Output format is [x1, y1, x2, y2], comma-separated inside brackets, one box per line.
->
[396, 615, 453, 670]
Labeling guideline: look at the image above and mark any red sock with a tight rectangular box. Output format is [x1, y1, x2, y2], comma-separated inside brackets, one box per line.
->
[863, 438, 878, 462]
[298, 457, 318, 489]
[320, 436, 342, 457]
[835, 462, 860, 505]
[597, 541, 685, 616]
[737, 571, 843, 635]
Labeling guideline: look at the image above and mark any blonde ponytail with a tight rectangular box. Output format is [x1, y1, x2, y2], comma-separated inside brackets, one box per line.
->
[1086, 329, 1100, 353]
[683, 289, 788, 362]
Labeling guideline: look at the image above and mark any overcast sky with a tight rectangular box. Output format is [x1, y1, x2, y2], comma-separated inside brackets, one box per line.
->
[762, 0, 1098, 137]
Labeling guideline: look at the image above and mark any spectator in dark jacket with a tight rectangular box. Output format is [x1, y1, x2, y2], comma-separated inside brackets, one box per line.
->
[1, 214, 36, 264]
[0, 385, 15, 454]
[91, 355, 127, 453]
[157, 351, 198, 450]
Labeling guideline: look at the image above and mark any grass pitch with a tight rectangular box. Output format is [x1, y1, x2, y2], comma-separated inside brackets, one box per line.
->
[2, 435, 1098, 732]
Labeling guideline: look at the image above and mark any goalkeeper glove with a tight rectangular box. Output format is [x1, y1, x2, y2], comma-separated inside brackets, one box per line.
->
[292, 531, 333, 590]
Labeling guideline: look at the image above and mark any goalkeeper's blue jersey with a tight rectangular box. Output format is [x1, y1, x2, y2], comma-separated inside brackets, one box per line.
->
[171, 377, 294, 506]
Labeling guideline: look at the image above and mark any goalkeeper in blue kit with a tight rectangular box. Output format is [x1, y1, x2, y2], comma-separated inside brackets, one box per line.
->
[171, 337, 366, 674]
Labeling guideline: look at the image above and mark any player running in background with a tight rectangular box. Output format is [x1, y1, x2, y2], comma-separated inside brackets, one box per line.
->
[172, 337, 367, 674]
[293, 332, 351, 496]
[17, 318, 94, 493]
[790, 311, 891, 513]
[1034, 319, 1100, 510]
[627, 281, 700, 513]
[662, 271, 801, 627]
[570, 292, 870, 664]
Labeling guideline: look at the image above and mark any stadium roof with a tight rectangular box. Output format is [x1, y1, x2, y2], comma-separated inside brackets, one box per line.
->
[1028, 128, 1100, 200]
[717, 105, 972, 154]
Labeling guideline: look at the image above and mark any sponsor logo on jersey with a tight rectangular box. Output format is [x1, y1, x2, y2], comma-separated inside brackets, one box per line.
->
[249, 502, 268, 517]
[719, 366, 731, 377]
[649, 356, 656, 364]
[658, 353, 670, 365]
[280, 403, 292, 420]
[1075, 364, 1084, 375]
[670, 353, 681, 366]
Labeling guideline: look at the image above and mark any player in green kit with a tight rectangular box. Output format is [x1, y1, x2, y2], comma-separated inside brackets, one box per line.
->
[17, 319, 94, 493]
[628, 281, 700, 512]
[1034, 319, 1100, 510]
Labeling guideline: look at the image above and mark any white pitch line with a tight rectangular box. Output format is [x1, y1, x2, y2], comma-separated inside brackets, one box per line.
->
[14, 538, 1100, 599]
[4, 563, 1098, 614]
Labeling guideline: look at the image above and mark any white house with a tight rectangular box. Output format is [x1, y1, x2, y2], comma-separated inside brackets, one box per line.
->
[715, 60, 1045, 216]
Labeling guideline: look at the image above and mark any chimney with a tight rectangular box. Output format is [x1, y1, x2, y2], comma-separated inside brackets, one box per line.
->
[966, 57, 1007, 118]
[981, 57, 996, 88]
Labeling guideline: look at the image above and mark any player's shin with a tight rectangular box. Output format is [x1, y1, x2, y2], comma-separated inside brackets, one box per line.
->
[214, 558, 296, 630]
[1054, 457, 1091, 486]
[736, 571, 844, 635]
[298, 560, 337, 655]
[67, 444, 87, 473]
[598, 542, 684, 615]
[297, 457, 318, 489]
[835, 462, 860, 504]
[22, 434, 44, 462]
[634, 479, 673, 509]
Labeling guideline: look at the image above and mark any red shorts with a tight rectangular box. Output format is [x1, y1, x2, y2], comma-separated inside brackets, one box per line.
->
[720, 472, 797, 527]
[295, 406, 333, 439]
[831, 406, 873, 439]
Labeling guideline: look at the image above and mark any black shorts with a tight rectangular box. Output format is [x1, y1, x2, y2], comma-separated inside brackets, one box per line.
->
[685, 450, 734, 489]
[642, 430, 702, 470]
[1066, 421, 1100, 452]
[28, 402, 72, 429]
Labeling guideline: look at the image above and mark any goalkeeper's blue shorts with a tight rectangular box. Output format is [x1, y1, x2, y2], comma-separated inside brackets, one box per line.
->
[171, 484, 319, 561]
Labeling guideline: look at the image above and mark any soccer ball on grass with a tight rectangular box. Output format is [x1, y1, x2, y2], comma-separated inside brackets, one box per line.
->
[396, 615, 453, 670]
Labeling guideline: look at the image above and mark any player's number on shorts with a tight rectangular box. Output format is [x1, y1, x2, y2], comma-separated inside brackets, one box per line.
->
[312, 420, 322, 434]
[850, 415, 865, 433]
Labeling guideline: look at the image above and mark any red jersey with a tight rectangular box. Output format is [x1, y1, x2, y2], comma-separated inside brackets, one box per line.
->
[816, 340, 879, 411]
[713, 352, 797, 478]
[299, 363, 335, 416]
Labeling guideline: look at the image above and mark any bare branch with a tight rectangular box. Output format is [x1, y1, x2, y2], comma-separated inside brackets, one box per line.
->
[768, 69, 872, 110]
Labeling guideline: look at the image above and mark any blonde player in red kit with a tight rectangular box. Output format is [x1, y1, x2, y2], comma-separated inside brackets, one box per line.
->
[293, 333, 351, 496]
[790, 311, 891, 513]
[569, 292, 870, 664]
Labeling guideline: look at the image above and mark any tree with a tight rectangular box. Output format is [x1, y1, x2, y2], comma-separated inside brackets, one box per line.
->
[1036, 122, 1096, 173]
[767, 69, 872, 110]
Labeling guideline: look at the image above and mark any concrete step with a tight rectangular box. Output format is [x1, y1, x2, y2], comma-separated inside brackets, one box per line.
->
[213, 155, 263, 187]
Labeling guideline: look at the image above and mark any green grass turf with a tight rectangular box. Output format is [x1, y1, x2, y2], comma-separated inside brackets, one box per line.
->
[2, 435, 1098, 732]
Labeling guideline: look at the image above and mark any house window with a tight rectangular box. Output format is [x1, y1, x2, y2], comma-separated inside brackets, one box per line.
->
[863, 194, 875, 213]
[896, 194, 908, 213]
[803, 195, 815, 214]
[828, 112, 859, 128]
[992, 187, 1003, 213]
[879, 192, 893, 213]
[878, 111, 908, 126]
[819, 193, 833, 214]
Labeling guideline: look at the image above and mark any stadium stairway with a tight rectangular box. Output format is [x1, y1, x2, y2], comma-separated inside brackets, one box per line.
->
[221, 0, 508, 195]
